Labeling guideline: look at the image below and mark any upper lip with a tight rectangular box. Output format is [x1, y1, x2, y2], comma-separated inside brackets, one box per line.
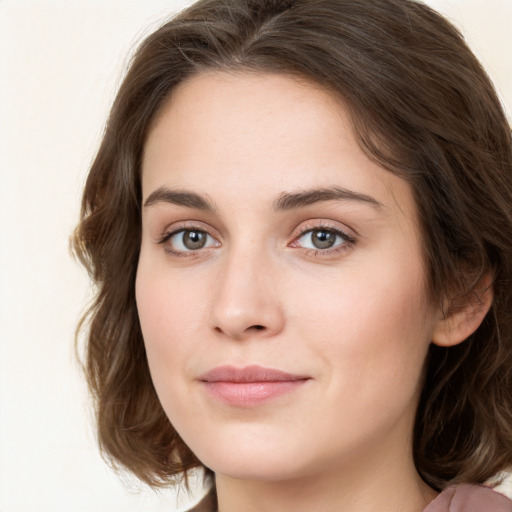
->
[198, 365, 310, 383]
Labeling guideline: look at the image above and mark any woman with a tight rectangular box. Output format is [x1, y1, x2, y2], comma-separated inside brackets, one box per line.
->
[73, 0, 512, 510]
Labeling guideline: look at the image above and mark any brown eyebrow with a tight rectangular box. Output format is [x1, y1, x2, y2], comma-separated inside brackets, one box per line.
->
[273, 186, 384, 211]
[143, 187, 216, 212]
[143, 185, 382, 212]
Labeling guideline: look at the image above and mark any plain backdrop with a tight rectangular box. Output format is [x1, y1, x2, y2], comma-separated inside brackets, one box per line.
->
[0, 1, 511, 511]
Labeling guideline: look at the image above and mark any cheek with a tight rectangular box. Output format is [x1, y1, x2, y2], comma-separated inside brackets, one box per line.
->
[290, 253, 433, 404]
[291, 256, 429, 338]
[135, 260, 203, 380]
[135, 261, 219, 449]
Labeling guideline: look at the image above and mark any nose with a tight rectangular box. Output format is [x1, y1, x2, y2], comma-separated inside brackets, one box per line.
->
[209, 246, 285, 341]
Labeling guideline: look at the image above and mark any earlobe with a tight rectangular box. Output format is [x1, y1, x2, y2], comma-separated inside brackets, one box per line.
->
[432, 278, 493, 348]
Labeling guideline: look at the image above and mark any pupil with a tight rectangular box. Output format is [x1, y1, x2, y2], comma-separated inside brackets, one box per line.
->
[183, 230, 206, 250]
[312, 230, 335, 249]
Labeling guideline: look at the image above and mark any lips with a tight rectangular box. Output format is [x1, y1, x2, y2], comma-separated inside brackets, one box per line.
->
[198, 365, 310, 407]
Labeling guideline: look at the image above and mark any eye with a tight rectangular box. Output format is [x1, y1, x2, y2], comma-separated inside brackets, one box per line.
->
[300, 229, 339, 249]
[160, 228, 219, 254]
[293, 227, 355, 252]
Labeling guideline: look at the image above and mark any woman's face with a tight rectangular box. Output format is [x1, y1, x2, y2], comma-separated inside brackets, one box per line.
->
[137, 72, 440, 482]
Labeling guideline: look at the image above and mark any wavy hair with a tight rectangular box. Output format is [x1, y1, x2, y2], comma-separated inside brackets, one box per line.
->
[72, 0, 512, 490]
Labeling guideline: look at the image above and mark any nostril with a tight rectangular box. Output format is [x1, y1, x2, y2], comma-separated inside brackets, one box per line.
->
[251, 325, 265, 330]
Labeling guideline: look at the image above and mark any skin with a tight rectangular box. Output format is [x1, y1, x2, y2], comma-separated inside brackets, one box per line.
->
[137, 72, 444, 512]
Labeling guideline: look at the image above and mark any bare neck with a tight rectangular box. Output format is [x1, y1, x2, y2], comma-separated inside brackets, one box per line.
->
[214, 436, 437, 512]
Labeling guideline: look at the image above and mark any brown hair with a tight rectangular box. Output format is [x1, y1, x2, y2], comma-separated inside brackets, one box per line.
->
[73, 0, 512, 491]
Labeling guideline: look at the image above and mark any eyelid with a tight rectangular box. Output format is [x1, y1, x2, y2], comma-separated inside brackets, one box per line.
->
[288, 220, 357, 255]
[155, 220, 221, 255]
[155, 220, 219, 243]
[290, 220, 356, 243]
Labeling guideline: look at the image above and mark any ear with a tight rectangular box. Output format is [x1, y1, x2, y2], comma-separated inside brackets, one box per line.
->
[432, 276, 493, 347]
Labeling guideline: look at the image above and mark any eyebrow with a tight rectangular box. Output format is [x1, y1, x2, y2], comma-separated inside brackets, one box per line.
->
[143, 185, 383, 212]
[273, 186, 383, 211]
[143, 187, 216, 211]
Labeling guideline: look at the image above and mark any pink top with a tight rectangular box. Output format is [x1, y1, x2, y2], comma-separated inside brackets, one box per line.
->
[188, 484, 512, 511]
[424, 484, 512, 511]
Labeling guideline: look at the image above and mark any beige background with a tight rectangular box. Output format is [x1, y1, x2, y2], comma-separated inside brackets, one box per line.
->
[0, 1, 511, 510]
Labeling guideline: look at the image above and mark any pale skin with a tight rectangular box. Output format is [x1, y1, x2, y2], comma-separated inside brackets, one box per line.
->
[136, 72, 491, 512]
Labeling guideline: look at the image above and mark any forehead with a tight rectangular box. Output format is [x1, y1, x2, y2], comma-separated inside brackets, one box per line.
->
[144, 72, 345, 176]
[141, 71, 415, 221]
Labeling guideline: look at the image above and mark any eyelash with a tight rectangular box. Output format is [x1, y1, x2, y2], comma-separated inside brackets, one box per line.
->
[156, 222, 356, 257]
[157, 223, 216, 257]
[291, 223, 356, 256]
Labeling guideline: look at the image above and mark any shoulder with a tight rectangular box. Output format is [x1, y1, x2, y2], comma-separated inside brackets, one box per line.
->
[424, 483, 512, 512]
[185, 483, 512, 512]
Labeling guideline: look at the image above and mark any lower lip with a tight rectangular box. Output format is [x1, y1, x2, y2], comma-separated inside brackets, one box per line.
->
[202, 380, 308, 407]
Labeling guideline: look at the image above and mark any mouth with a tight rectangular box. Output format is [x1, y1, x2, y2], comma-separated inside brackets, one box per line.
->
[197, 365, 311, 407]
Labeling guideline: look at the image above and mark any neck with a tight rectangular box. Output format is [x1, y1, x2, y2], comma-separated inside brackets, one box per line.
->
[214, 429, 437, 512]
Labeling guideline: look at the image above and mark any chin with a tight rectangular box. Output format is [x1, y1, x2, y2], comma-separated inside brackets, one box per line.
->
[205, 458, 308, 482]
[189, 432, 326, 483]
